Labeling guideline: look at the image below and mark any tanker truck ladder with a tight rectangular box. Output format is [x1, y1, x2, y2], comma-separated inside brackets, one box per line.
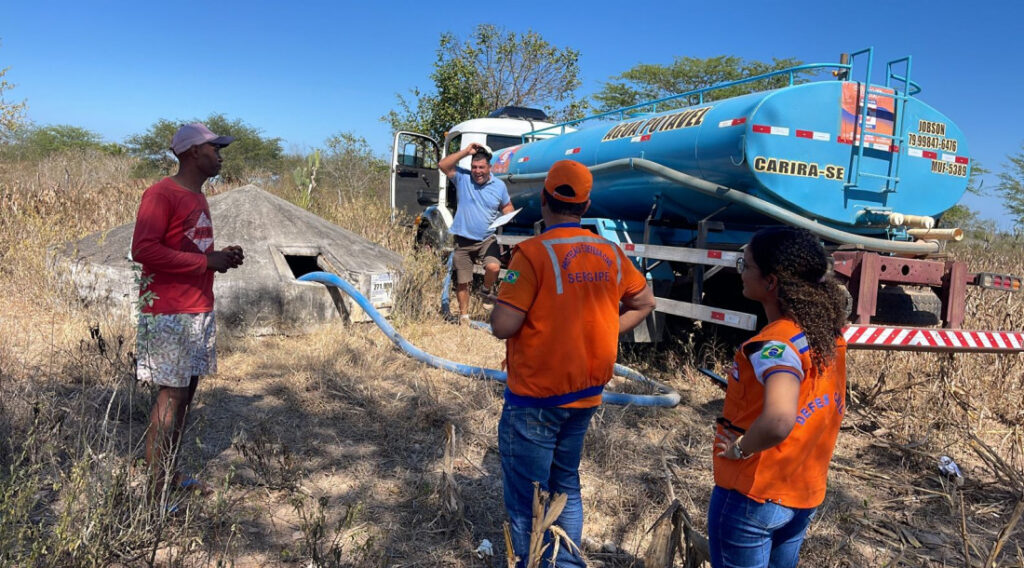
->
[843, 48, 921, 195]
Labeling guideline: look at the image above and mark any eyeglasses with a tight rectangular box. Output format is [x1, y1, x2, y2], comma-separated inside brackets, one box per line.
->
[736, 257, 747, 274]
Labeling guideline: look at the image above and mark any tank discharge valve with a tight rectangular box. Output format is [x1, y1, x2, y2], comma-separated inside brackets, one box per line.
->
[901, 214, 936, 230]
[855, 210, 905, 227]
[855, 210, 935, 229]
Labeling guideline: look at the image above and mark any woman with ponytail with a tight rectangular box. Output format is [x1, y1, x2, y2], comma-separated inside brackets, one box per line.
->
[708, 227, 849, 568]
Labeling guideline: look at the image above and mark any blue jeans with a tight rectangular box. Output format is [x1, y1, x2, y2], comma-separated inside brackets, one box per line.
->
[708, 486, 817, 568]
[499, 403, 597, 568]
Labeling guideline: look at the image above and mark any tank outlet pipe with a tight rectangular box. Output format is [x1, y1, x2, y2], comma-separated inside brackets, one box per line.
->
[901, 214, 936, 229]
[503, 159, 940, 255]
[908, 228, 963, 242]
[298, 271, 680, 408]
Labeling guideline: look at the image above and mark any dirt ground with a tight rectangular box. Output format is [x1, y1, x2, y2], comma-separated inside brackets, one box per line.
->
[120, 312, 1022, 567]
[2, 276, 1023, 567]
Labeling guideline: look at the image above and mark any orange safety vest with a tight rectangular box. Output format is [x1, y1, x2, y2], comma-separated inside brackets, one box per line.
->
[713, 318, 847, 508]
[496, 224, 648, 408]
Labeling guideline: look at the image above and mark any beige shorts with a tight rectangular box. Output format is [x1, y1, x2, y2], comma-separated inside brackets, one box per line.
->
[136, 312, 217, 388]
[452, 235, 501, 285]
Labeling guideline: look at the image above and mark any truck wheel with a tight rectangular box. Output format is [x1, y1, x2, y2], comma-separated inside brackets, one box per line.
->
[870, 286, 942, 326]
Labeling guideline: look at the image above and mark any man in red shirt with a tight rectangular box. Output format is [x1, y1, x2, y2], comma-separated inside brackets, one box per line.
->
[490, 160, 656, 567]
[132, 123, 244, 494]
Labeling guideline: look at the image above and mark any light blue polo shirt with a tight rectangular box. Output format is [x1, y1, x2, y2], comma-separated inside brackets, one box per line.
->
[449, 167, 511, 241]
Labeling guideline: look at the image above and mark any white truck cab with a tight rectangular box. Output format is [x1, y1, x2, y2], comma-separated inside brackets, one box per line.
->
[390, 107, 572, 245]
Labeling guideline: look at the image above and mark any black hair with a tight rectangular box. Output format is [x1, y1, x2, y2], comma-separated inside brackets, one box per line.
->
[471, 151, 491, 163]
[748, 227, 847, 372]
[544, 188, 587, 216]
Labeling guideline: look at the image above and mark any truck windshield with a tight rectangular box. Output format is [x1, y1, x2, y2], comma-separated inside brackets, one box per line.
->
[486, 135, 523, 152]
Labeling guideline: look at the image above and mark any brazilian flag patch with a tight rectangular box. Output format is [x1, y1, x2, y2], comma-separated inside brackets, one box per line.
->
[503, 270, 520, 284]
[760, 344, 786, 360]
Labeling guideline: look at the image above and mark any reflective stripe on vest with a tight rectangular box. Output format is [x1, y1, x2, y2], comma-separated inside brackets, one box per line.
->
[540, 236, 623, 295]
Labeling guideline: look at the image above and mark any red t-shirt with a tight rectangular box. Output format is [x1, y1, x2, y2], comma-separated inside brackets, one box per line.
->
[131, 178, 214, 314]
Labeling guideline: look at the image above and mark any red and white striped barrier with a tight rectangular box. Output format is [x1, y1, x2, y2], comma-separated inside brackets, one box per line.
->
[844, 325, 1024, 353]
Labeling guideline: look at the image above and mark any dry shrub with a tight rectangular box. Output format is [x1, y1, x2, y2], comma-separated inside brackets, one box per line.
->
[0, 313, 229, 566]
[0, 151, 143, 282]
[811, 239, 1024, 567]
[0, 151, 270, 565]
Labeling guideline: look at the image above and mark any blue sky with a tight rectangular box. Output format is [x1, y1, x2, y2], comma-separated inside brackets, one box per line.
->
[4, 0, 1021, 227]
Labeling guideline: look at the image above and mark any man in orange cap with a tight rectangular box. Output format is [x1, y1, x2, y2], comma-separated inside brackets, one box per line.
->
[490, 160, 656, 567]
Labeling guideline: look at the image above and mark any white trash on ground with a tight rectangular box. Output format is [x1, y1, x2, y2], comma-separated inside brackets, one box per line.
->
[938, 455, 964, 483]
[475, 538, 493, 558]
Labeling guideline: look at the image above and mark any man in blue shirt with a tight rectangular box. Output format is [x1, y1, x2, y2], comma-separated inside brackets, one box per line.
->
[439, 142, 514, 321]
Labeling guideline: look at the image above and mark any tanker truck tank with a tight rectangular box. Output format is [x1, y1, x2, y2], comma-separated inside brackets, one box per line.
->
[490, 75, 970, 243]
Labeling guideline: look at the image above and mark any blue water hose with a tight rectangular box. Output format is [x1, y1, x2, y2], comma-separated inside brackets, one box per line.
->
[299, 271, 680, 407]
[440, 251, 453, 316]
[300, 271, 505, 382]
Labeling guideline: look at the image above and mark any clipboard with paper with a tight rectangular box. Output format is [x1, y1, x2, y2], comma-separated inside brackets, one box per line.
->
[488, 208, 522, 230]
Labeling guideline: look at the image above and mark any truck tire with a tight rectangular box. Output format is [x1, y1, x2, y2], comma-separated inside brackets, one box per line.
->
[870, 286, 942, 326]
[415, 222, 443, 253]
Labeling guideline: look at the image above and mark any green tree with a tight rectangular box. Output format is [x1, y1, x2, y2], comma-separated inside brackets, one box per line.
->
[384, 24, 584, 141]
[938, 204, 976, 228]
[125, 113, 283, 182]
[0, 44, 27, 141]
[593, 55, 810, 113]
[20, 124, 104, 157]
[997, 143, 1024, 229]
[321, 131, 389, 202]
[938, 205, 997, 238]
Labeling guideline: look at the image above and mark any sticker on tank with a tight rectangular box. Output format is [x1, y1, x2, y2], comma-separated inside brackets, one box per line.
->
[752, 156, 846, 180]
[601, 106, 713, 142]
[908, 120, 959, 153]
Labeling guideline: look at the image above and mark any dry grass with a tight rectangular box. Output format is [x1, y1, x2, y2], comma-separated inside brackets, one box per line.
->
[1, 151, 1023, 567]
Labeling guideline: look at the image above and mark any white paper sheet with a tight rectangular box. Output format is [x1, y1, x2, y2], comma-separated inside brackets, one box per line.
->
[488, 208, 522, 230]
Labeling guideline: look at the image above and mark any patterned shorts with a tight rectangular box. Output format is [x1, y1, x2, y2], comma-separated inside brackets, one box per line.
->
[136, 312, 217, 388]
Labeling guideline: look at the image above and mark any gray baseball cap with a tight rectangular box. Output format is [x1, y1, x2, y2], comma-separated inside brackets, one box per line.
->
[170, 123, 235, 154]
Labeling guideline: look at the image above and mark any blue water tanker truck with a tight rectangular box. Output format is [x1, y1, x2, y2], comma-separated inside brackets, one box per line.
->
[391, 49, 1023, 353]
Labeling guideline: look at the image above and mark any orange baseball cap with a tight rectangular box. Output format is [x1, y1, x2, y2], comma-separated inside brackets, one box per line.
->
[543, 160, 592, 204]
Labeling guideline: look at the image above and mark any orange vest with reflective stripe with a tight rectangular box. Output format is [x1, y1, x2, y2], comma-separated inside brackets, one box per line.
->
[496, 224, 647, 408]
[713, 318, 847, 508]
